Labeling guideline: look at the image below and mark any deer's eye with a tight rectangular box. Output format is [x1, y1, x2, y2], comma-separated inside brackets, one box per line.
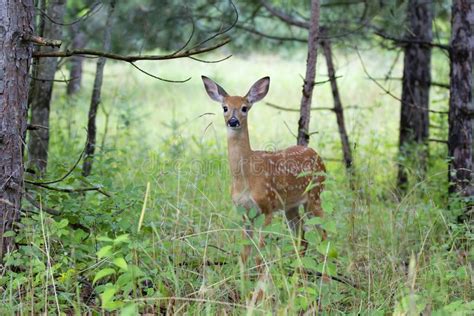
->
[223, 106, 228, 112]
[241, 106, 248, 113]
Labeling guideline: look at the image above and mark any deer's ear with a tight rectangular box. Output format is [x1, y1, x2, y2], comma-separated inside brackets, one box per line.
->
[245, 77, 270, 104]
[202, 76, 228, 103]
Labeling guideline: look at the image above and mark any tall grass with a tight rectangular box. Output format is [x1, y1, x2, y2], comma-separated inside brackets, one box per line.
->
[0, 50, 471, 314]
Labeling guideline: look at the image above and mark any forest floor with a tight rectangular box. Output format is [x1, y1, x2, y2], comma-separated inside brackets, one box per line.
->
[1, 50, 472, 314]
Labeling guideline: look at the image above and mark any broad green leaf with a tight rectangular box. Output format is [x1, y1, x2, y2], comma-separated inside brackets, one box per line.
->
[236, 206, 246, 215]
[93, 268, 116, 284]
[120, 303, 138, 316]
[324, 220, 337, 233]
[113, 257, 128, 271]
[97, 245, 113, 259]
[322, 199, 334, 214]
[316, 241, 338, 258]
[248, 208, 258, 219]
[57, 219, 69, 228]
[100, 287, 116, 307]
[114, 234, 130, 245]
[301, 257, 317, 269]
[305, 231, 319, 244]
[97, 236, 114, 242]
[254, 214, 264, 228]
[306, 217, 323, 225]
[3, 231, 15, 238]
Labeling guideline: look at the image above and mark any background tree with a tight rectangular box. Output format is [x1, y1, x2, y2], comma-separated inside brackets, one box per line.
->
[448, 0, 473, 222]
[0, 0, 34, 260]
[82, 0, 115, 177]
[66, 24, 86, 95]
[27, 0, 66, 175]
[297, 0, 320, 147]
[397, 0, 433, 192]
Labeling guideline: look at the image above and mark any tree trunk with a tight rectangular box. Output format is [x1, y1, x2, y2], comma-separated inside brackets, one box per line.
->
[66, 24, 86, 95]
[0, 0, 34, 260]
[397, 0, 433, 192]
[448, 0, 474, 222]
[27, 0, 66, 175]
[320, 38, 354, 178]
[297, 0, 320, 147]
[82, 0, 115, 177]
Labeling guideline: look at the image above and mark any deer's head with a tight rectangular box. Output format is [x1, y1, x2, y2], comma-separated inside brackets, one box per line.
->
[202, 76, 270, 131]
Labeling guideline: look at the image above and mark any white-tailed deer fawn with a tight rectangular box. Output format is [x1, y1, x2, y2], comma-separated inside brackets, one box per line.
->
[202, 76, 326, 265]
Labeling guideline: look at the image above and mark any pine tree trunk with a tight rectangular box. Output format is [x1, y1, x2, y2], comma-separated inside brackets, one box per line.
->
[320, 38, 354, 179]
[397, 0, 433, 192]
[27, 0, 66, 175]
[67, 24, 86, 95]
[297, 0, 320, 147]
[82, 0, 115, 177]
[448, 0, 474, 222]
[0, 0, 34, 260]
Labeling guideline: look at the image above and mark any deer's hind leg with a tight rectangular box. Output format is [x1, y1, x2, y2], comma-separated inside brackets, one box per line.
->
[285, 206, 308, 254]
[304, 189, 327, 240]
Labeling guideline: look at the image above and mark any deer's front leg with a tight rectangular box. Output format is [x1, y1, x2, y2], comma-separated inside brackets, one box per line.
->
[240, 216, 254, 264]
[255, 213, 273, 273]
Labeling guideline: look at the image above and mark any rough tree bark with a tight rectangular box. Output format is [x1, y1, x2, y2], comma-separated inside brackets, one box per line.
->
[397, 0, 433, 192]
[82, 0, 115, 177]
[448, 0, 473, 222]
[297, 0, 320, 147]
[67, 23, 86, 95]
[320, 37, 353, 176]
[0, 0, 34, 260]
[27, 0, 66, 175]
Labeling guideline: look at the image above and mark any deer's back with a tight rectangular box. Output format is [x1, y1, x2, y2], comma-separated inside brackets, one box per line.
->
[248, 145, 325, 213]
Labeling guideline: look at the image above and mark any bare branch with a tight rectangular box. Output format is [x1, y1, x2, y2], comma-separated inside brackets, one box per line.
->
[188, 54, 233, 63]
[429, 138, 448, 144]
[266, 102, 334, 112]
[27, 124, 48, 131]
[25, 181, 111, 197]
[29, 75, 76, 83]
[22, 34, 62, 47]
[190, 0, 238, 49]
[260, 0, 310, 29]
[129, 62, 191, 83]
[24, 193, 60, 216]
[26, 148, 84, 185]
[36, 1, 103, 26]
[236, 24, 306, 42]
[356, 49, 448, 115]
[33, 38, 232, 61]
[374, 30, 450, 51]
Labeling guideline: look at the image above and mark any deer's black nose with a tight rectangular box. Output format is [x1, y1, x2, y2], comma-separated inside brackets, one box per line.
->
[228, 117, 240, 127]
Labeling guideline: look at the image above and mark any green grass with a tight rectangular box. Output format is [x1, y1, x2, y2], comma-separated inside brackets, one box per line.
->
[1, 50, 472, 315]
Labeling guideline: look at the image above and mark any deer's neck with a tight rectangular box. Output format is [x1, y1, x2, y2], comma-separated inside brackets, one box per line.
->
[227, 127, 252, 182]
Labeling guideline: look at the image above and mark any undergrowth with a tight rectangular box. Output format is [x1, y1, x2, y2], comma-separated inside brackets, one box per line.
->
[0, 53, 472, 314]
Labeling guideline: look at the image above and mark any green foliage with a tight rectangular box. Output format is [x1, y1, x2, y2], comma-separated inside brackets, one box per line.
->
[2, 51, 472, 313]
